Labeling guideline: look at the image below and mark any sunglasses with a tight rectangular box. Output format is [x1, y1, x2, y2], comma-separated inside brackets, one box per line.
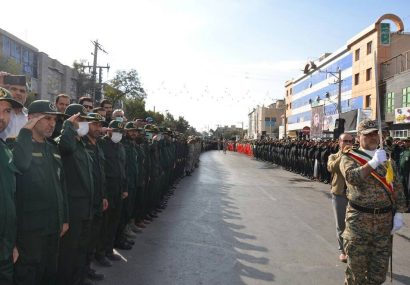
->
[83, 105, 93, 109]
[341, 140, 354, 143]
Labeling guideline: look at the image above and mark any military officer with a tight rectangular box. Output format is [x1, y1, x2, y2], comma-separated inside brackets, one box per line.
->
[13, 100, 69, 285]
[83, 113, 108, 280]
[97, 120, 128, 263]
[340, 119, 407, 285]
[0, 87, 22, 285]
[56, 104, 95, 285]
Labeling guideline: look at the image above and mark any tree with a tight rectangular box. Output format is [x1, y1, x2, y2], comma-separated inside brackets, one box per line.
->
[73, 60, 93, 99]
[104, 69, 146, 108]
[0, 57, 22, 74]
[175, 116, 190, 133]
[123, 98, 147, 121]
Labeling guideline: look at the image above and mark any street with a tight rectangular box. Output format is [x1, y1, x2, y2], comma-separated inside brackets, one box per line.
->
[97, 150, 410, 285]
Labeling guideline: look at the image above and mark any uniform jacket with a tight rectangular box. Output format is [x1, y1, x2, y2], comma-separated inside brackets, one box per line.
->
[0, 139, 17, 260]
[340, 150, 407, 239]
[13, 128, 68, 236]
[99, 136, 127, 209]
[84, 136, 106, 216]
[57, 121, 94, 220]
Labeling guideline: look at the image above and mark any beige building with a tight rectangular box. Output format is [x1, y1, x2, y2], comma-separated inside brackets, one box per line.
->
[248, 100, 285, 139]
[348, 14, 410, 119]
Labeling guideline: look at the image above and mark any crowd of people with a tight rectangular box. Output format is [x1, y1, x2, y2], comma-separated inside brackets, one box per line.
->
[230, 126, 410, 284]
[0, 73, 207, 285]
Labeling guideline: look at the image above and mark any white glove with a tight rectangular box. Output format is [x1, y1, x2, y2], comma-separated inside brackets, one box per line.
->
[368, 149, 387, 169]
[391, 213, 404, 235]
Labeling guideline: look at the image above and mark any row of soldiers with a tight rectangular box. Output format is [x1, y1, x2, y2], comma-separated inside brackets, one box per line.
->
[0, 74, 205, 285]
[251, 137, 410, 205]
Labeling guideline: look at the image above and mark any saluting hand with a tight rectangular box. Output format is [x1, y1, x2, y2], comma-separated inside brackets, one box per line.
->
[12, 246, 19, 264]
[60, 223, 69, 237]
[102, 198, 109, 211]
[67, 113, 81, 129]
[23, 114, 45, 130]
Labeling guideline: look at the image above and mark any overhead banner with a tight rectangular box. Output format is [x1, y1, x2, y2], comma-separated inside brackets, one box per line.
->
[395, 107, 410, 124]
[311, 105, 324, 138]
[340, 109, 358, 132]
[323, 114, 338, 131]
[380, 23, 391, 46]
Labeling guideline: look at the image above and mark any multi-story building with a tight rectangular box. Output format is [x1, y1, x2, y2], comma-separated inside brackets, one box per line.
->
[284, 14, 410, 138]
[0, 28, 79, 101]
[382, 48, 410, 138]
[248, 100, 285, 139]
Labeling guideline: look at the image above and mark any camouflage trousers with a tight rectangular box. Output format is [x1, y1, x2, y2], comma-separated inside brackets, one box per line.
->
[343, 234, 391, 285]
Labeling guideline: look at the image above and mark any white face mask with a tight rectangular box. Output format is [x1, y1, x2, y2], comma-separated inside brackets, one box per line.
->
[115, 116, 124, 122]
[111, 132, 122, 143]
[77, 122, 89, 137]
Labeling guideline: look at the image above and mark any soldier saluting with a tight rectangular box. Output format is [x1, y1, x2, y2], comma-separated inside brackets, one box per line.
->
[340, 119, 407, 285]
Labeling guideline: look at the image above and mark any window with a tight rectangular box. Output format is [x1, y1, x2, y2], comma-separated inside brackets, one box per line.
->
[286, 90, 288, 96]
[289, 102, 292, 109]
[386, 92, 394, 113]
[366, 68, 372, 81]
[367, 41, 372, 55]
[355, 49, 360, 61]
[290, 88, 293, 95]
[354, 73, 360, 85]
[403, 87, 410, 107]
[365, 95, 371, 108]
[394, 130, 408, 138]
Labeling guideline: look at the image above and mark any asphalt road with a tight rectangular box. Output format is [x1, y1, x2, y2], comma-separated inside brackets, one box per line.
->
[96, 150, 410, 285]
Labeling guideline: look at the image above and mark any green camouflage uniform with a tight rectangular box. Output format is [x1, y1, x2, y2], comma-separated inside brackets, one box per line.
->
[340, 150, 407, 285]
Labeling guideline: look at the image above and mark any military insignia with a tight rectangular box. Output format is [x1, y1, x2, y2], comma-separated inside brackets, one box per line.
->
[0, 87, 8, 98]
[96, 114, 103, 120]
[49, 103, 57, 111]
[82, 106, 87, 114]
[118, 122, 124, 128]
[367, 121, 376, 128]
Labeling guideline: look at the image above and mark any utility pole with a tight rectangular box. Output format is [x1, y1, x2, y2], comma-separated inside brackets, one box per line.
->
[80, 40, 110, 103]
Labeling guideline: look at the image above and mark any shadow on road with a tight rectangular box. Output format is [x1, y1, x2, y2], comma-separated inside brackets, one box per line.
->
[213, 156, 275, 284]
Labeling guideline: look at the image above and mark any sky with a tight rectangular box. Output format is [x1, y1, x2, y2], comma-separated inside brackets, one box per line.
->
[2, 0, 410, 131]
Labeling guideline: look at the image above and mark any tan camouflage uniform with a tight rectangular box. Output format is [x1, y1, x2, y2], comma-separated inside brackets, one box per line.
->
[340, 152, 407, 285]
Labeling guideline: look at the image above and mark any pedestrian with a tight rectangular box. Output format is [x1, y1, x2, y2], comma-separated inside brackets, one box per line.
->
[327, 133, 353, 263]
[13, 100, 69, 285]
[340, 119, 407, 285]
[0, 87, 22, 285]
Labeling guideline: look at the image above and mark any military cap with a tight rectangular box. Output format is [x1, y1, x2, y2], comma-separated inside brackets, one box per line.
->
[87, 112, 105, 122]
[108, 120, 125, 131]
[65, 103, 94, 119]
[144, 124, 159, 133]
[0, 86, 23, 108]
[357, 119, 378, 135]
[124, 121, 137, 130]
[385, 136, 393, 142]
[28, 100, 62, 115]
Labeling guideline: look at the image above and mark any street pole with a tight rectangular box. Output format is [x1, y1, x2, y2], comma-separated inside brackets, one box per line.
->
[337, 68, 342, 116]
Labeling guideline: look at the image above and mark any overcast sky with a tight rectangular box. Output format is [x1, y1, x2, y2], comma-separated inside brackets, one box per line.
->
[2, 0, 410, 131]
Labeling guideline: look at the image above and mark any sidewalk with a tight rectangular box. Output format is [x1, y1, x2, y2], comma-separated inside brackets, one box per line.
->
[397, 213, 410, 240]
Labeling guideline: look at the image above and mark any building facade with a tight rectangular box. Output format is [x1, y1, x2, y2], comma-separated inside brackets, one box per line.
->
[285, 14, 410, 138]
[0, 28, 79, 101]
[248, 100, 285, 139]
